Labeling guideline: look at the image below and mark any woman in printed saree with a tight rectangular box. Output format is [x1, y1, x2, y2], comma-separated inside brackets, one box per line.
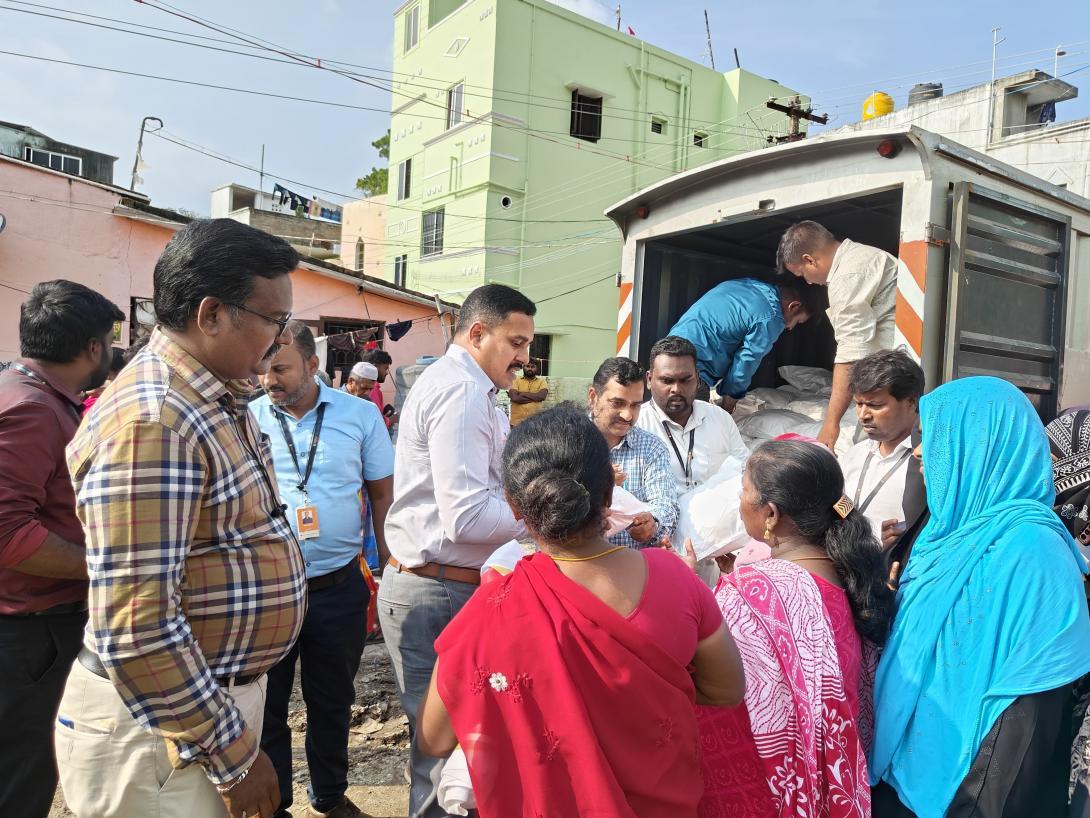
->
[870, 377, 1090, 818]
[1046, 408, 1090, 817]
[417, 405, 746, 818]
[698, 439, 894, 818]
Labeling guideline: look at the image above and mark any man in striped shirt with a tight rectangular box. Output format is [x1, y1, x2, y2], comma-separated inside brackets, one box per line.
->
[56, 219, 308, 818]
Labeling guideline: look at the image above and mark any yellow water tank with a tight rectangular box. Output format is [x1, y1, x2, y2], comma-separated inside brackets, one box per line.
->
[862, 92, 895, 121]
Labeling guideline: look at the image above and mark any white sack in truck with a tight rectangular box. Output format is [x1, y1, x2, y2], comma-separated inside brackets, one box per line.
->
[735, 409, 822, 441]
[778, 365, 834, 396]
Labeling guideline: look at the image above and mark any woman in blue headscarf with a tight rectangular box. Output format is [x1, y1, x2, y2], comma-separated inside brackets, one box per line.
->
[869, 377, 1090, 817]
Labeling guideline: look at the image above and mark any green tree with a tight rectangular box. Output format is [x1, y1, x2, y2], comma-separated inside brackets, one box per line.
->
[355, 131, 390, 197]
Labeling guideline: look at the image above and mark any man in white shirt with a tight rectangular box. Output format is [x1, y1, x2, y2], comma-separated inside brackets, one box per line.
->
[838, 349, 926, 548]
[778, 220, 898, 451]
[380, 283, 534, 818]
[635, 335, 749, 490]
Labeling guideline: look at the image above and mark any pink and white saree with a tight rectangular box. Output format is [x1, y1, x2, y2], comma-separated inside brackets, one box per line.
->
[697, 559, 871, 818]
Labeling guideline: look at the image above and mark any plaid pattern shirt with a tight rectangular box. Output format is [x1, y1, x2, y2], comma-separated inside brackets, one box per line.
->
[66, 330, 307, 784]
[608, 426, 680, 548]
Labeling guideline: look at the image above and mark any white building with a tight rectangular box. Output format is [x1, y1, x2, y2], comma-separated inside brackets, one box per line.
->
[841, 70, 1090, 198]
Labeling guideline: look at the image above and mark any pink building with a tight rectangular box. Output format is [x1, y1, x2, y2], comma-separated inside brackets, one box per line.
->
[0, 154, 453, 406]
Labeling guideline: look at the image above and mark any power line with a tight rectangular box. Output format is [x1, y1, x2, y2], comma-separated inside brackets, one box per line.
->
[147, 129, 615, 225]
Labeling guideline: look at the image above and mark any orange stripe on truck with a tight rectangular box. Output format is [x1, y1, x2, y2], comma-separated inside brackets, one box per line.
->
[895, 292, 924, 356]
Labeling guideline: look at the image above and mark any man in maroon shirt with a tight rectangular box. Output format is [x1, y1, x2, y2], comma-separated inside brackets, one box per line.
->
[0, 280, 123, 818]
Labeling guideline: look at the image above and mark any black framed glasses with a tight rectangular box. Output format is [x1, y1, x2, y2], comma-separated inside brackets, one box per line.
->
[229, 303, 292, 335]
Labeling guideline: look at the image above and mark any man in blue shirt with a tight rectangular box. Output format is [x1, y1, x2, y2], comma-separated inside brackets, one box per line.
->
[251, 322, 394, 818]
[669, 278, 815, 410]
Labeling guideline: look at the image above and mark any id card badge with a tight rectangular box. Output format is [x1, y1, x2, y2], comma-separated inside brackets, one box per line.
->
[296, 505, 321, 540]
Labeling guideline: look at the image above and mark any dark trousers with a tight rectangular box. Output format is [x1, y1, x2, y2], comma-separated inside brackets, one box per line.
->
[0, 610, 86, 818]
[262, 562, 369, 816]
[872, 684, 1073, 818]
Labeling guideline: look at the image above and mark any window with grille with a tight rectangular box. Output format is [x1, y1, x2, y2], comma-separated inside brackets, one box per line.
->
[397, 159, 412, 201]
[354, 240, 365, 272]
[528, 334, 552, 376]
[569, 91, 602, 143]
[403, 5, 419, 52]
[446, 83, 464, 129]
[421, 208, 445, 257]
[693, 132, 708, 147]
[650, 117, 666, 135]
[23, 147, 81, 176]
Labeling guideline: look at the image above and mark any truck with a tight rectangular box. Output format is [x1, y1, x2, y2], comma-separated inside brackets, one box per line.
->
[605, 125, 1090, 418]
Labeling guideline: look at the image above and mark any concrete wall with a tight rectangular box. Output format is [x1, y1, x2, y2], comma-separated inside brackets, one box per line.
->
[339, 195, 388, 274]
[290, 265, 448, 407]
[0, 159, 167, 359]
[0, 123, 117, 186]
[841, 72, 1090, 199]
[0, 158, 449, 397]
[385, 0, 804, 377]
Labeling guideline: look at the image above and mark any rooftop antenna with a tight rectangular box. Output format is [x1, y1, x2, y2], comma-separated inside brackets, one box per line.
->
[615, 3, 621, 31]
[703, 10, 716, 70]
[986, 26, 1006, 146]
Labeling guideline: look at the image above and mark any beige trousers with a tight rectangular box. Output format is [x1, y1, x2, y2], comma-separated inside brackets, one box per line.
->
[55, 659, 266, 818]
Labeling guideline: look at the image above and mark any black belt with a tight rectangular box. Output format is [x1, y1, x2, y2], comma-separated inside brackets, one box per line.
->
[307, 559, 358, 592]
[77, 645, 262, 688]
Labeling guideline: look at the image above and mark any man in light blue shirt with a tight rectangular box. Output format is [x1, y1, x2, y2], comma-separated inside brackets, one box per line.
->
[250, 321, 394, 818]
[669, 278, 815, 410]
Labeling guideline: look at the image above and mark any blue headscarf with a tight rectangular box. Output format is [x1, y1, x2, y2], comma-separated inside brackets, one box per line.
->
[869, 377, 1090, 816]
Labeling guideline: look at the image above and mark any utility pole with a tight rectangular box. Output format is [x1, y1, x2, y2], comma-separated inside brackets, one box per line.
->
[259, 144, 266, 193]
[615, 3, 621, 31]
[733, 47, 741, 69]
[986, 26, 1005, 146]
[764, 96, 827, 143]
[130, 115, 163, 190]
[703, 10, 716, 71]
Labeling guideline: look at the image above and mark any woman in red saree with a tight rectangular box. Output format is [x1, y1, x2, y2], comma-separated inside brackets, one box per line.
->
[698, 439, 894, 818]
[418, 405, 746, 817]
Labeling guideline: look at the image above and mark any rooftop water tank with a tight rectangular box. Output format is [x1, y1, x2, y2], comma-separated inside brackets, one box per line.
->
[908, 82, 944, 106]
[862, 92, 895, 121]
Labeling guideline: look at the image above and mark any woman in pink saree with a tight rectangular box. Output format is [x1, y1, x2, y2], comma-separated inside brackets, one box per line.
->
[698, 439, 895, 818]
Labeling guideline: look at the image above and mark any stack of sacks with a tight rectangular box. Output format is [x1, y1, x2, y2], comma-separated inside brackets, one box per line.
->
[736, 366, 858, 457]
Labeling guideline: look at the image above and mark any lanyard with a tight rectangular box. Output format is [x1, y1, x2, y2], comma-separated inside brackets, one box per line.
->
[662, 420, 696, 485]
[852, 447, 913, 514]
[7, 362, 81, 422]
[275, 403, 326, 496]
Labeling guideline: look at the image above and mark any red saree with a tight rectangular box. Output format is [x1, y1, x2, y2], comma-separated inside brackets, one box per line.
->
[697, 559, 871, 818]
[435, 552, 703, 818]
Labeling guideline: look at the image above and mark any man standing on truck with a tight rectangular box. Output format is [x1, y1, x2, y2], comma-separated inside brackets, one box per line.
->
[668, 277, 816, 412]
[778, 220, 898, 451]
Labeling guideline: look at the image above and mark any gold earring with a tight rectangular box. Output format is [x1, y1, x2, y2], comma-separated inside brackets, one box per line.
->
[763, 519, 778, 548]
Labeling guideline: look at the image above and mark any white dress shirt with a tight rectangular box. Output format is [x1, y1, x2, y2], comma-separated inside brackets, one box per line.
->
[826, 238, 898, 364]
[839, 435, 914, 541]
[635, 399, 750, 489]
[384, 344, 524, 569]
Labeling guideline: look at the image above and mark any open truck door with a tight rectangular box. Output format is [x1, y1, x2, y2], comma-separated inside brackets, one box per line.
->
[944, 181, 1071, 419]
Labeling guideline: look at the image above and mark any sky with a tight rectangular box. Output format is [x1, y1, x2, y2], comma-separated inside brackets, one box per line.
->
[2, 0, 1088, 215]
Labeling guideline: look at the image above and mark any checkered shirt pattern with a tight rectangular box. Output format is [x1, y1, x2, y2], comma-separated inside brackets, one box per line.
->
[608, 425, 680, 548]
[66, 329, 307, 784]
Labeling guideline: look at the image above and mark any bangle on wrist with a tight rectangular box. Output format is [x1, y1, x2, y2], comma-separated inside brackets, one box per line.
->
[215, 760, 255, 795]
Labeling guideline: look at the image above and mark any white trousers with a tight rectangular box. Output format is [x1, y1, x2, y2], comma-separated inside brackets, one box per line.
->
[55, 659, 266, 818]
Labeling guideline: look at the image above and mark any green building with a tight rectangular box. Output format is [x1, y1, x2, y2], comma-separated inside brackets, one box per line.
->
[384, 0, 806, 376]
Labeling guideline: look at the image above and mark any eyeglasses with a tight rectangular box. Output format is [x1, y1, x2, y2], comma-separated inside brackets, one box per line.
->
[229, 303, 292, 336]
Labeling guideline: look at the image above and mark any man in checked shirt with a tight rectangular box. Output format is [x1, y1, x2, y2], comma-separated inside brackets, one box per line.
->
[56, 219, 308, 818]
